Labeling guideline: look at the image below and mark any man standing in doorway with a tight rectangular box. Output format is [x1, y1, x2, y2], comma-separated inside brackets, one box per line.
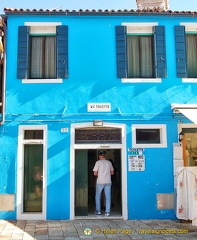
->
[93, 150, 114, 217]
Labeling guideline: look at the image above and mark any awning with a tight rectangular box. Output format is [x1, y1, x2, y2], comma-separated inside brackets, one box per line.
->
[171, 104, 197, 125]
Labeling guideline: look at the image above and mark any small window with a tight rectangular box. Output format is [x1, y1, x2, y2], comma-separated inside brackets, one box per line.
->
[136, 129, 160, 144]
[132, 124, 167, 148]
[24, 130, 43, 139]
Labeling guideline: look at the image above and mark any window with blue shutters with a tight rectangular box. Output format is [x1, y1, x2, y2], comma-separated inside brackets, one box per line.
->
[127, 34, 154, 78]
[116, 24, 166, 82]
[29, 35, 56, 79]
[175, 24, 197, 79]
[17, 24, 68, 81]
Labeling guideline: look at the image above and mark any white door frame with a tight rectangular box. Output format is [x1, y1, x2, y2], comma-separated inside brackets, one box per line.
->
[70, 122, 128, 220]
[17, 125, 47, 220]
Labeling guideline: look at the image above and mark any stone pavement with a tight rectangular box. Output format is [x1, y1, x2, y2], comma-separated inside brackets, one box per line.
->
[0, 219, 197, 240]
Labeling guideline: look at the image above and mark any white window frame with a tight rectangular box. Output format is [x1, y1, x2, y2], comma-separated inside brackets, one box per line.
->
[17, 125, 47, 220]
[121, 22, 161, 83]
[132, 124, 167, 148]
[180, 22, 197, 83]
[22, 22, 62, 84]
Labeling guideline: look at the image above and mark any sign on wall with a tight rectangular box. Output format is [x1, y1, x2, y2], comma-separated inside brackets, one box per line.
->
[87, 103, 111, 112]
[128, 148, 145, 171]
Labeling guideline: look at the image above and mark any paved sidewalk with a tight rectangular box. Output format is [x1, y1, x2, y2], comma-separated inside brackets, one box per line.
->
[0, 219, 197, 240]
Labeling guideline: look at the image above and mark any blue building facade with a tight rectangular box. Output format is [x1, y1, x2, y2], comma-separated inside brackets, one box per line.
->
[1, 7, 197, 220]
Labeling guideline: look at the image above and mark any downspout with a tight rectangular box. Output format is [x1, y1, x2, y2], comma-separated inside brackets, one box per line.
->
[0, 15, 7, 125]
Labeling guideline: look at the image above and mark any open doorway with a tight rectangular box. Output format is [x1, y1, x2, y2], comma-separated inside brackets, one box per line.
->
[75, 149, 122, 217]
[181, 128, 197, 166]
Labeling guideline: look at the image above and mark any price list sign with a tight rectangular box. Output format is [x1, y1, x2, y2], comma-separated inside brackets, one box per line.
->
[128, 148, 145, 171]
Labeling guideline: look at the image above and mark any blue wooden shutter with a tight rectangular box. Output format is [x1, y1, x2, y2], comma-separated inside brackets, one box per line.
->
[116, 26, 127, 78]
[56, 25, 68, 79]
[153, 26, 167, 78]
[174, 26, 187, 78]
[17, 26, 29, 79]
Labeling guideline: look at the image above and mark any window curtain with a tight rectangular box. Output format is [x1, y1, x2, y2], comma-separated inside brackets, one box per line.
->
[30, 36, 56, 79]
[30, 37, 42, 78]
[127, 35, 154, 78]
[186, 34, 197, 78]
[45, 37, 56, 78]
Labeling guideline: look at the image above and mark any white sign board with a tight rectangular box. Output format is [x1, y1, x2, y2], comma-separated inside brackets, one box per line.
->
[128, 155, 145, 171]
[88, 103, 111, 112]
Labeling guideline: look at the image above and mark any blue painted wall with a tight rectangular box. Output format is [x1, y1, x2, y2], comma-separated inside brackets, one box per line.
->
[1, 12, 197, 220]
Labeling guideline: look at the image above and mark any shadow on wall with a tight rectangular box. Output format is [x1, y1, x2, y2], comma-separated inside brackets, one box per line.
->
[47, 128, 70, 159]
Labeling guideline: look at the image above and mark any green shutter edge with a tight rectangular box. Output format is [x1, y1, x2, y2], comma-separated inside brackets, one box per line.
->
[116, 25, 127, 79]
[154, 25, 167, 78]
[17, 26, 29, 79]
[56, 25, 68, 79]
[174, 25, 187, 78]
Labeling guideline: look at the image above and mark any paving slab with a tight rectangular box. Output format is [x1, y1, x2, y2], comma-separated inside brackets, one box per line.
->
[0, 219, 196, 239]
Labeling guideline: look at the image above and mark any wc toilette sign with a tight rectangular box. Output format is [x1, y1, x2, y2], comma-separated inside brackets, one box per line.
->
[88, 103, 111, 112]
[128, 148, 145, 171]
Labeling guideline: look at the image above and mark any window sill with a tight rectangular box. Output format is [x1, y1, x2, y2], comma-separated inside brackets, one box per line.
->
[22, 79, 63, 83]
[182, 78, 197, 83]
[121, 78, 161, 83]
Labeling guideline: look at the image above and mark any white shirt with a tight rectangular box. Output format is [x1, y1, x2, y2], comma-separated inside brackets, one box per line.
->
[93, 159, 114, 184]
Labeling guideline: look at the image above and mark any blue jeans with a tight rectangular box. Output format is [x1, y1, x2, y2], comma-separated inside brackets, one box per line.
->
[95, 183, 112, 213]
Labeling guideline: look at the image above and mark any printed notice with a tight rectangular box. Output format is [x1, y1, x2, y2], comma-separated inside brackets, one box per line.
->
[88, 103, 111, 112]
[128, 155, 145, 171]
